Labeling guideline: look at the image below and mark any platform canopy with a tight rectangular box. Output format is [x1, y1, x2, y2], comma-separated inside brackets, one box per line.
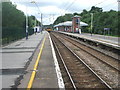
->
[54, 21, 88, 27]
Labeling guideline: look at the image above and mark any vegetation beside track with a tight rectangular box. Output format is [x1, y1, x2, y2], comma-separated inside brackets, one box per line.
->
[2, 2, 41, 45]
[53, 6, 119, 37]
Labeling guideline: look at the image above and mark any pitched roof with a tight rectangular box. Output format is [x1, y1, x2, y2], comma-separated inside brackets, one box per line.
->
[54, 21, 88, 27]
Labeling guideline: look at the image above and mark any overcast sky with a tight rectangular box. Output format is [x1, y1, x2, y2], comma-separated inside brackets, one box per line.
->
[10, 0, 118, 25]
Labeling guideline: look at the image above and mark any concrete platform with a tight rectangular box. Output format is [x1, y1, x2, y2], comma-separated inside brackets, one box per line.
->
[57, 31, 120, 50]
[1, 31, 46, 88]
[18, 32, 64, 89]
[32, 33, 58, 88]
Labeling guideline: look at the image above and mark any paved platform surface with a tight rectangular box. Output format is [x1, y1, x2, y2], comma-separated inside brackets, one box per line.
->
[17, 32, 64, 89]
[32, 33, 58, 88]
[58, 31, 119, 49]
[1, 31, 46, 88]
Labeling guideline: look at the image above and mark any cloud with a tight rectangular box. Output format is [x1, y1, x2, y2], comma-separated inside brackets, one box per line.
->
[10, 0, 118, 25]
[11, 0, 62, 7]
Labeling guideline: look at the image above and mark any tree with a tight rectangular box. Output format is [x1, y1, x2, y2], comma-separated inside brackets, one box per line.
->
[73, 12, 79, 16]
[2, 2, 37, 44]
[90, 6, 103, 13]
[53, 14, 73, 25]
[53, 6, 118, 36]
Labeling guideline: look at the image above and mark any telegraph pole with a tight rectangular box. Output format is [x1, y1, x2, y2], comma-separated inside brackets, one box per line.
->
[90, 13, 93, 36]
[26, 5, 28, 40]
[31, 1, 43, 33]
[41, 13, 43, 32]
[35, 18, 36, 26]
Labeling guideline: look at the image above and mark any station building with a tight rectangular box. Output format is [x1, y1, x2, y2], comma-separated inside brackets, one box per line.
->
[54, 15, 88, 34]
[34, 26, 41, 33]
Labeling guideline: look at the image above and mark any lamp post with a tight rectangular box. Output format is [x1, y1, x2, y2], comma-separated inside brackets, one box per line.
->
[38, 13, 42, 32]
[31, 1, 42, 33]
[26, 5, 28, 40]
[90, 13, 93, 36]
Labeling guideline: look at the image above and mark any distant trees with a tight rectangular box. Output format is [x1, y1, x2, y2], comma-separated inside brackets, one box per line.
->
[2, 2, 39, 44]
[53, 14, 73, 25]
[81, 8, 118, 36]
[89, 6, 103, 13]
[53, 6, 119, 36]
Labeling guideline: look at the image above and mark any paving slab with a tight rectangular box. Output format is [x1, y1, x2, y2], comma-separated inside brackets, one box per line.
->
[1, 31, 46, 88]
[2, 75, 19, 88]
[2, 53, 32, 69]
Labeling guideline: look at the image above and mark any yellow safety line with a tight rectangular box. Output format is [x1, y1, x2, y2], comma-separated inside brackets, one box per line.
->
[27, 36, 46, 90]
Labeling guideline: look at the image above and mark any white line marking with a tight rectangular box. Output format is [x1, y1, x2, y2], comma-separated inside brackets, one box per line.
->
[49, 33, 65, 89]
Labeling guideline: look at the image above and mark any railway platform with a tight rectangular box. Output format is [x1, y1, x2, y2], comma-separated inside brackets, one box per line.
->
[57, 31, 119, 50]
[1, 31, 64, 89]
[18, 31, 64, 89]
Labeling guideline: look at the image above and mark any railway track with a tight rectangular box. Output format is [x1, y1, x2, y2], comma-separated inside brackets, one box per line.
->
[50, 33, 112, 89]
[55, 32, 119, 70]
[51, 32, 119, 88]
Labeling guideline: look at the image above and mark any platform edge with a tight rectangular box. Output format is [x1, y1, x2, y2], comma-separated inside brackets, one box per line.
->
[49, 33, 65, 89]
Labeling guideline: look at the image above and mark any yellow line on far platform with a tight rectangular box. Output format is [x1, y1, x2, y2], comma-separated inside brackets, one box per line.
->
[27, 36, 46, 90]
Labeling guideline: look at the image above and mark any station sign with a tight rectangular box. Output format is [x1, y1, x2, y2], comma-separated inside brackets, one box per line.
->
[104, 28, 110, 30]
